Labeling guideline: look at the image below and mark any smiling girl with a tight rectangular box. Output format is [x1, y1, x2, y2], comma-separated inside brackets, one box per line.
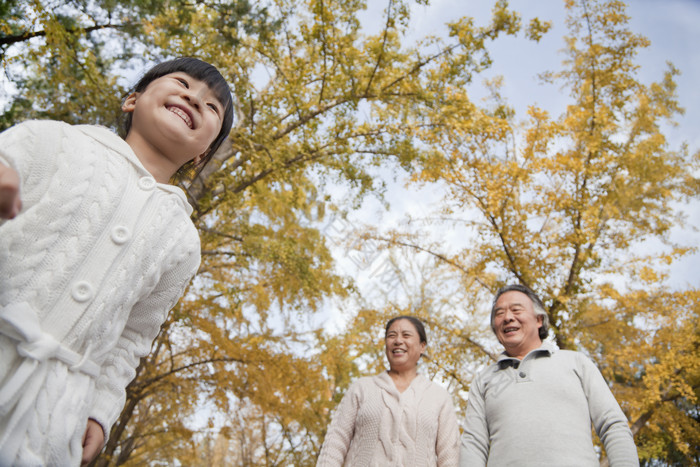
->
[0, 57, 233, 465]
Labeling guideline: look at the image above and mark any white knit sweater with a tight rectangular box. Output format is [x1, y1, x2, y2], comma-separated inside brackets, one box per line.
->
[317, 372, 460, 467]
[0, 120, 201, 466]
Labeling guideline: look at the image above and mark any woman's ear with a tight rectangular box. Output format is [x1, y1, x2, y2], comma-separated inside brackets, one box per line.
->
[121, 93, 138, 113]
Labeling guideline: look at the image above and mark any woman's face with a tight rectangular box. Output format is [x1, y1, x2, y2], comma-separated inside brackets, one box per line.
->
[385, 319, 426, 372]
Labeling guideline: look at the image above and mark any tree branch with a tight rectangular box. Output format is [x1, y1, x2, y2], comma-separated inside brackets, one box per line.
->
[0, 23, 126, 46]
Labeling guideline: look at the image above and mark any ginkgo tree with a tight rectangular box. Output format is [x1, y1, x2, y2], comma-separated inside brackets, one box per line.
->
[3, 0, 697, 465]
[157, 0, 550, 462]
[357, 0, 699, 464]
[4, 0, 546, 464]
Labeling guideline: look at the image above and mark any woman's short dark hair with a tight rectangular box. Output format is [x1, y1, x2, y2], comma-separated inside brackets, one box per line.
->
[121, 57, 234, 181]
[385, 316, 427, 345]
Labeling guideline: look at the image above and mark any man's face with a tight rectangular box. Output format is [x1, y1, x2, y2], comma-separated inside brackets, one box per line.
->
[493, 290, 543, 359]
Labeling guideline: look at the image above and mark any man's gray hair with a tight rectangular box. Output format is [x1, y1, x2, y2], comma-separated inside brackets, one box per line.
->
[490, 284, 549, 340]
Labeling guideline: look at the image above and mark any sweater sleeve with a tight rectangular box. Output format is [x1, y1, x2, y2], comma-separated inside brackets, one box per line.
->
[0, 125, 24, 225]
[0, 122, 31, 173]
[460, 374, 489, 467]
[0, 121, 59, 216]
[88, 244, 200, 441]
[317, 382, 362, 467]
[436, 390, 460, 467]
[578, 354, 639, 467]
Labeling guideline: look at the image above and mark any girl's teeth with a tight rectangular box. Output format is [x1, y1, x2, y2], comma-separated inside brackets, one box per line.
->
[168, 107, 192, 128]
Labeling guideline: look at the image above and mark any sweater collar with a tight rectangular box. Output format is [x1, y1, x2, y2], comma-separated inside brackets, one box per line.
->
[375, 370, 431, 398]
[74, 125, 193, 215]
[497, 341, 555, 367]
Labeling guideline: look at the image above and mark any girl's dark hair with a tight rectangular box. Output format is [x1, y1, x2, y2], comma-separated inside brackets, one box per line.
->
[384, 316, 427, 345]
[121, 57, 234, 181]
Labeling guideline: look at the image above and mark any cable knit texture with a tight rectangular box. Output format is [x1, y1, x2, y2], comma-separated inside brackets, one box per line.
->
[0, 120, 201, 466]
[317, 372, 460, 467]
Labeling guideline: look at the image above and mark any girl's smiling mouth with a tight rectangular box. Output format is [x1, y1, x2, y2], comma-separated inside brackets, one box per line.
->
[167, 105, 193, 129]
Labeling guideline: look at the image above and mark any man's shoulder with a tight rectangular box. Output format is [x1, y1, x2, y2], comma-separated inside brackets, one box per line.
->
[473, 360, 508, 385]
[548, 348, 603, 375]
[551, 348, 591, 361]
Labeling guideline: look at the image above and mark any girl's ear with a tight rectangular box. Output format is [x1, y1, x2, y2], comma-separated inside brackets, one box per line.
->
[121, 93, 138, 113]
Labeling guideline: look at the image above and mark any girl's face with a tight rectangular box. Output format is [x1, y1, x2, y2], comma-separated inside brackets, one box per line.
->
[122, 72, 224, 177]
[385, 319, 426, 372]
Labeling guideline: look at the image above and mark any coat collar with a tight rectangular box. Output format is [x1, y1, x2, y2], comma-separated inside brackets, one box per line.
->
[497, 341, 555, 367]
[374, 370, 431, 398]
[75, 125, 193, 215]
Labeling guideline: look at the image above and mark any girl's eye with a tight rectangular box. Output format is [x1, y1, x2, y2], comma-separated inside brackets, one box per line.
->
[207, 103, 220, 113]
[176, 77, 189, 88]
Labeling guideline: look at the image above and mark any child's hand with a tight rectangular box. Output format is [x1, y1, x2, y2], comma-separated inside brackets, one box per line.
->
[0, 163, 21, 219]
[81, 418, 105, 466]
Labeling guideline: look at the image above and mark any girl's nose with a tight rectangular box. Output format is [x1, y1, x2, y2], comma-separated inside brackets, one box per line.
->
[183, 93, 201, 110]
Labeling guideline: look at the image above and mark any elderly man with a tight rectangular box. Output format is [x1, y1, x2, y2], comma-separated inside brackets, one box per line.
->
[460, 284, 639, 466]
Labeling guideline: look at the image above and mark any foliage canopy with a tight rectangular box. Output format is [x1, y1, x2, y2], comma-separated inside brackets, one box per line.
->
[1, 0, 698, 465]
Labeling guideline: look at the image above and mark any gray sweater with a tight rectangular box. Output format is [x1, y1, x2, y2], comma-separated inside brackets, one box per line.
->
[460, 343, 639, 466]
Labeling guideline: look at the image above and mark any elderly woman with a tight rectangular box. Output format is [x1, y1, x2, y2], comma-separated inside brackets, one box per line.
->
[317, 316, 460, 466]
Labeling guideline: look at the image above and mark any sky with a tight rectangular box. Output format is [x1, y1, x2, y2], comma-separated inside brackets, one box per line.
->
[444, 0, 700, 289]
[5, 0, 698, 324]
[315, 0, 700, 335]
[347, 0, 700, 289]
[408, 0, 700, 148]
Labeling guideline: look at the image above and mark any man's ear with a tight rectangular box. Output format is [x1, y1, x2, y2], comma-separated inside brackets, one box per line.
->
[121, 93, 138, 113]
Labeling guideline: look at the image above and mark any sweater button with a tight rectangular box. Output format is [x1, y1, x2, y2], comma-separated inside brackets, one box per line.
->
[72, 281, 94, 302]
[111, 225, 131, 244]
[519, 371, 526, 378]
[138, 176, 156, 191]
